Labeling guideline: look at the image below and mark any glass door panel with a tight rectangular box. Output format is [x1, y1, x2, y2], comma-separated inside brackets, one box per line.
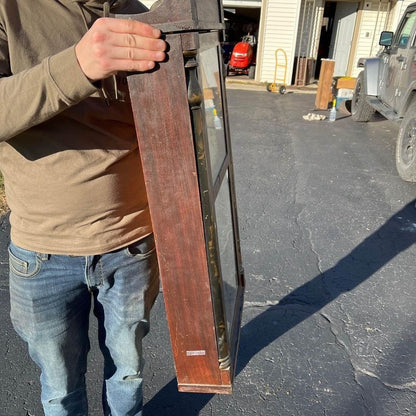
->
[200, 47, 227, 182]
[214, 169, 238, 340]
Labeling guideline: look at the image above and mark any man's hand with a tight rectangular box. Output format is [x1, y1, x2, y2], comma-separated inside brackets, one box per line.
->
[75, 18, 166, 81]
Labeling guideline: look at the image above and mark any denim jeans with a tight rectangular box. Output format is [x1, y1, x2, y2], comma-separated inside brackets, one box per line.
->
[9, 235, 159, 416]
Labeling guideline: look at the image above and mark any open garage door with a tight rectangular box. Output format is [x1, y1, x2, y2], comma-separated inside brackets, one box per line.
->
[223, 1, 261, 79]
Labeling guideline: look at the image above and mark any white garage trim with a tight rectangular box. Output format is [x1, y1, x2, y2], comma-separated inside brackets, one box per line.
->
[223, 1, 262, 7]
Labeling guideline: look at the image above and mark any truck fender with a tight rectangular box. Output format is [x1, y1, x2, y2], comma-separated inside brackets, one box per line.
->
[363, 58, 380, 96]
[399, 86, 416, 118]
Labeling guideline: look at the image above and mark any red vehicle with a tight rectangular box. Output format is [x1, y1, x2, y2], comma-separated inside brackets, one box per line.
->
[226, 34, 256, 79]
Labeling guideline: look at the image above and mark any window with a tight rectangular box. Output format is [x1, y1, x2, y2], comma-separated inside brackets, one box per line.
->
[396, 11, 416, 48]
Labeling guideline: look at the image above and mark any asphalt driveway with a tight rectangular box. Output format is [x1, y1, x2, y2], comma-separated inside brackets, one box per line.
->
[1, 88, 415, 416]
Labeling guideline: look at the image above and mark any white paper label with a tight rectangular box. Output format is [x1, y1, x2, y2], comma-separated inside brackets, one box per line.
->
[186, 350, 206, 357]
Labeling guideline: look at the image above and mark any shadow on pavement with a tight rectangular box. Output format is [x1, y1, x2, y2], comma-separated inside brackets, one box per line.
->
[145, 200, 416, 415]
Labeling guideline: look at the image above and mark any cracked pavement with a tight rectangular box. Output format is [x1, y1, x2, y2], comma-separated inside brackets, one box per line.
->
[1, 90, 416, 415]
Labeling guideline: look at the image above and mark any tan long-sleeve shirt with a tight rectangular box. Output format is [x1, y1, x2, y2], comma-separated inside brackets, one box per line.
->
[0, 0, 153, 255]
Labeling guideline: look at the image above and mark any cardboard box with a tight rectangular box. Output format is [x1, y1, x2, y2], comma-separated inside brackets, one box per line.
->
[336, 77, 356, 89]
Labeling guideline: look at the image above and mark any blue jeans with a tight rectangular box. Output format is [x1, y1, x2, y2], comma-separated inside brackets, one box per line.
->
[9, 235, 159, 416]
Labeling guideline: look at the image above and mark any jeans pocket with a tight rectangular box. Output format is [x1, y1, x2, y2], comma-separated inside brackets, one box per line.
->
[125, 234, 156, 260]
[8, 243, 42, 278]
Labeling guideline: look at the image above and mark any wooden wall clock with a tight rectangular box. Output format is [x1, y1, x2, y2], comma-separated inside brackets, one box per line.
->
[118, 0, 245, 394]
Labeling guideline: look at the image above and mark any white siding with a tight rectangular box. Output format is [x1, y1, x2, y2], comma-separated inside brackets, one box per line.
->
[137, 0, 416, 83]
[350, 1, 392, 77]
[258, 0, 302, 83]
[350, 0, 415, 77]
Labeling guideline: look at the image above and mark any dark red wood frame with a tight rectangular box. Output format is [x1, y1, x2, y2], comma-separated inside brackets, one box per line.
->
[118, 0, 244, 394]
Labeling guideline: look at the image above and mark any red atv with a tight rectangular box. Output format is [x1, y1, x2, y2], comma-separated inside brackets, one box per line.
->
[226, 34, 256, 79]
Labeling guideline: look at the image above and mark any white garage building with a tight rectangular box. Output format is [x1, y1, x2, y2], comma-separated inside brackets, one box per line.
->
[141, 0, 415, 86]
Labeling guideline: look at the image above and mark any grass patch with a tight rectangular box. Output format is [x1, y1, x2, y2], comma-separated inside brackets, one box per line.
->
[0, 173, 9, 215]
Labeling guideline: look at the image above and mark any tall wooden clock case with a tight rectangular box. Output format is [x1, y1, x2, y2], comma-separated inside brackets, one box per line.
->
[118, 0, 245, 394]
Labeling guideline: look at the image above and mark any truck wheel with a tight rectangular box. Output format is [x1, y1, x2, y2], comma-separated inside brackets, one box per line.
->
[248, 65, 255, 79]
[351, 72, 375, 122]
[396, 100, 416, 182]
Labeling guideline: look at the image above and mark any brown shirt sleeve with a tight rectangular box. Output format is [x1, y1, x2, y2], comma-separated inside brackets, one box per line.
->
[0, 28, 97, 142]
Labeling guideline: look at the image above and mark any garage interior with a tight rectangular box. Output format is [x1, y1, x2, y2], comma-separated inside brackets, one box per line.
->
[222, 7, 261, 77]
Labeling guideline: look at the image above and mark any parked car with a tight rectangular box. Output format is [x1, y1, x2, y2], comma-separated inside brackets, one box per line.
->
[351, 2, 416, 182]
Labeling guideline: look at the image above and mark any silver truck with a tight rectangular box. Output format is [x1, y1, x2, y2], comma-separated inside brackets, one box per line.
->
[351, 2, 416, 182]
